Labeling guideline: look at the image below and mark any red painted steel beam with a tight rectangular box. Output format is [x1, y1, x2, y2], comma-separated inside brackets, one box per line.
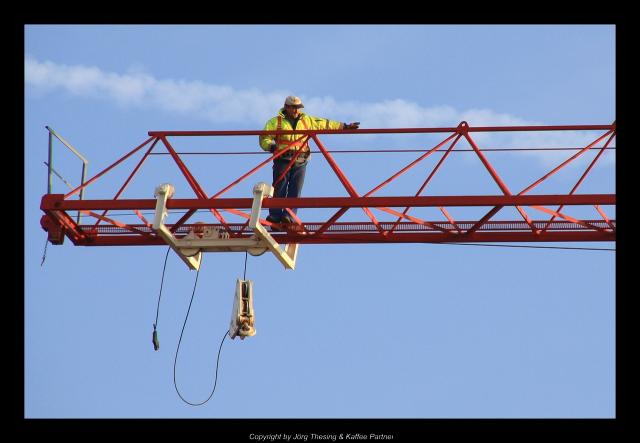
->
[63, 230, 616, 246]
[64, 136, 155, 199]
[169, 144, 292, 232]
[42, 194, 616, 211]
[270, 231, 617, 244]
[541, 131, 617, 232]
[147, 124, 614, 137]
[312, 134, 384, 233]
[93, 137, 159, 228]
[40, 208, 85, 244]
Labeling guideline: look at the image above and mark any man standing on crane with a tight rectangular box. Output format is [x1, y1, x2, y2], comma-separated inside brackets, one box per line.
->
[259, 95, 359, 226]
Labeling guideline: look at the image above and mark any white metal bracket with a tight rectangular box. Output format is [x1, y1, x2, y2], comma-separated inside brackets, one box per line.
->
[249, 183, 299, 270]
[151, 182, 298, 270]
[152, 183, 202, 270]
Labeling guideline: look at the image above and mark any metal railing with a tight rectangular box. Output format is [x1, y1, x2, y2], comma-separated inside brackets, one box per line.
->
[46, 126, 89, 223]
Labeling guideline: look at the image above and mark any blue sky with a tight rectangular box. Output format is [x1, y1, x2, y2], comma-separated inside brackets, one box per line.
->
[24, 25, 615, 420]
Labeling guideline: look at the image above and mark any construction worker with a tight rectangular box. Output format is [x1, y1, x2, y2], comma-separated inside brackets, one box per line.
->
[259, 95, 360, 225]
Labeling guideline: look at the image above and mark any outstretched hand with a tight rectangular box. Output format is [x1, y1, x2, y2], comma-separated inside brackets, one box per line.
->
[344, 122, 360, 130]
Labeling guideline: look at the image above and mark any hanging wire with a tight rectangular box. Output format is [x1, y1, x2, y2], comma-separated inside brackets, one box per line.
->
[40, 238, 49, 266]
[169, 255, 231, 406]
[243, 251, 248, 280]
[152, 246, 171, 350]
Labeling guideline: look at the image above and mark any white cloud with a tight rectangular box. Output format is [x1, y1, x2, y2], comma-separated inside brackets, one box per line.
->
[24, 55, 526, 128]
[25, 55, 614, 166]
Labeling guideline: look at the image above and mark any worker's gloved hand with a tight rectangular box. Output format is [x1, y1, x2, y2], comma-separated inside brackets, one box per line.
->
[343, 122, 360, 130]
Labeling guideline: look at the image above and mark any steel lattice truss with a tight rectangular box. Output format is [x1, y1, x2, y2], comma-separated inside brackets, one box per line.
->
[40, 122, 616, 246]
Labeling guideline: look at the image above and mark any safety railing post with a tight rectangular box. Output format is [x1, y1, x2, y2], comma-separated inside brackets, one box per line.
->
[46, 126, 90, 224]
[47, 130, 53, 195]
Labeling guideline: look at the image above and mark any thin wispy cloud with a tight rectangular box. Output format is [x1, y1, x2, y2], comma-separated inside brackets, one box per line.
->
[23, 55, 531, 128]
[25, 56, 288, 123]
[25, 56, 614, 167]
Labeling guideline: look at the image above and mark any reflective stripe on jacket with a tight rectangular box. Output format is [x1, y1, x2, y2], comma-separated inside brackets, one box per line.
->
[259, 109, 343, 153]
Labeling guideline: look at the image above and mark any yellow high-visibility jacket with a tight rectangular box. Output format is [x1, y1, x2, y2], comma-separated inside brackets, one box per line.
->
[259, 109, 343, 154]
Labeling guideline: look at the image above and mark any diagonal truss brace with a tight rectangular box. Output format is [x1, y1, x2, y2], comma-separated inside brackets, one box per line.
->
[151, 182, 298, 271]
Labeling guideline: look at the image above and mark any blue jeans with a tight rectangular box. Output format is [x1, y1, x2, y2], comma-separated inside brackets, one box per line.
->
[270, 158, 307, 220]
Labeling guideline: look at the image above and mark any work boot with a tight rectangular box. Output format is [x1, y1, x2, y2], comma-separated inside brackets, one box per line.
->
[265, 215, 282, 231]
[286, 223, 304, 233]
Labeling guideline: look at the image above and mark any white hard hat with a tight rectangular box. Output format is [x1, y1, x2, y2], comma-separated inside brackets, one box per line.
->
[284, 95, 304, 108]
